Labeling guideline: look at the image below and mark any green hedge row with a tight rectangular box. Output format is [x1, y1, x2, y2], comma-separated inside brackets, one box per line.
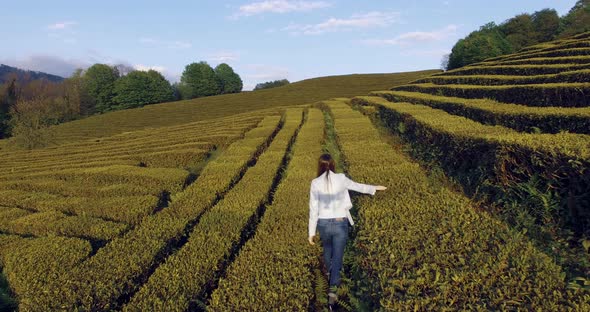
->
[414, 69, 590, 85]
[0, 190, 161, 224]
[123, 109, 303, 311]
[327, 99, 589, 310]
[371, 90, 590, 134]
[354, 96, 590, 237]
[207, 109, 326, 311]
[394, 82, 590, 107]
[0, 208, 128, 240]
[19, 115, 283, 311]
[479, 56, 590, 66]
[2, 236, 92, 308]
[0, 142, 215, 174]
[490, 41, 590, 62]
[500, 47, 590, 62]
[440, 63, 590, 76]
[0, 180, 154, 197]
[134, 147, 212, 168]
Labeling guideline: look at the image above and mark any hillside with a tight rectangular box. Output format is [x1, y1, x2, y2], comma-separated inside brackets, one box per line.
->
[0, 70, 438, 148]
[0, 64, 64, 83]
[1, 33, 589, 311]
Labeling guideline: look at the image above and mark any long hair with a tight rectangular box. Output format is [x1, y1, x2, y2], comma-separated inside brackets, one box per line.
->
[317, 153, 335, 179]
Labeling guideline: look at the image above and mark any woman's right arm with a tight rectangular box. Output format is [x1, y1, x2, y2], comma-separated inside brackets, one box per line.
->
[345, 176, 377, 195]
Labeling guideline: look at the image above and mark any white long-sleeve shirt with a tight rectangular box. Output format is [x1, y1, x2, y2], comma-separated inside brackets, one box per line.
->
[309, 170, 376, 237]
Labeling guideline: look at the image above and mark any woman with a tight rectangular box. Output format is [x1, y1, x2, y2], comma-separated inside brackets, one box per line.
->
[308, 153, 387, 306]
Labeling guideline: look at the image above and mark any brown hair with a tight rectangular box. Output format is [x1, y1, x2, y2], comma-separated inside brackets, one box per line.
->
[317, 153, 335, 178]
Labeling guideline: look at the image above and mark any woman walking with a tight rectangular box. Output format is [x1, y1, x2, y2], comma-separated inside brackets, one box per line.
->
[308, 154, 387, 307]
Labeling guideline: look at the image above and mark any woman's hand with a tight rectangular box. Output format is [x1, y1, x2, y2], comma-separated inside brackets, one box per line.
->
[375, 185, 387, 191]
[308, 236, 315, 245]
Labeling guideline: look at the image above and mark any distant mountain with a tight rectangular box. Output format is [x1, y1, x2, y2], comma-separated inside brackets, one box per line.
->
[0, 64, 64, 84]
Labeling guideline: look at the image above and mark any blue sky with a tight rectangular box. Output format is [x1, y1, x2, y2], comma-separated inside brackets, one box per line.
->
[0, 0, 578, 90]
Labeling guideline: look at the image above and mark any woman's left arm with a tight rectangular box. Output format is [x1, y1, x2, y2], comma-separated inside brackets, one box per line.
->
[308, 183, 319, 241]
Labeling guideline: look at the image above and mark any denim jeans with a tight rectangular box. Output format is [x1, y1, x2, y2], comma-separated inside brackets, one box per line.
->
[317, 218, 349, 288]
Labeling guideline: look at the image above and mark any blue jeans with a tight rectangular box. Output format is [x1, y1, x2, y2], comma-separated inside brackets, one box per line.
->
[317, 218, 349, 288]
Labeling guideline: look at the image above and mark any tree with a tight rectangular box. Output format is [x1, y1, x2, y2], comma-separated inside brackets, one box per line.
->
[113, 70, 174, 109]
[179, 61, 221, 99]
[83, 64, 119, 113]
[500, 14, 536, 52]
[0, 77, 19, 138]
[146, 70, 175, 103]
[66, 69, 91, 116]
[254, 79, 290, 90]
[214, 63, 243, 94]
[448, 23, 512, 69]
[559, 0, 590, 38]
[532, 9, 560, 42]
[8, 96, 62, 149]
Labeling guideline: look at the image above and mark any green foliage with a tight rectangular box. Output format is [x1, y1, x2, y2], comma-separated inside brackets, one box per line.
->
[500, 14, 536, 51]
[208, 109, 325, 311]
[2, 236, 91, 305]
[214, 63, 243, 94]
[327, 99, 589, 310]
[179, 61, 221, 99]
[396, 82, 590, 107]
[449, 0, 590, 69]
[124, 110, 302, 311]
[253, 79, 290, 90]
[372, 90, 590, 134]
[83, 64, 120, 113]
[19, 116, 282, 310]
[448, 23, 512, 69]
[532, 9, 560, 42]
[112, 70, 174, 109]
[560, 0, 590, 38]
[0, 79, 18, 138]
[355, 96, 590, 237]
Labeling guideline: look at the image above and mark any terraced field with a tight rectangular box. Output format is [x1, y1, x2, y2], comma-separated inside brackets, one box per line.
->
[1, 34, 590, 311]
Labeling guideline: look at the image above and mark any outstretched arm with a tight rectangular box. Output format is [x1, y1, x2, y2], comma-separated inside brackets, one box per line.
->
[345, 176, 386, 194]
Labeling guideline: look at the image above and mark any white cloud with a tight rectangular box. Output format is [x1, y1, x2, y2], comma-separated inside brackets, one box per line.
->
[134, 64, 167, 73]
[47, 21, 77, 30]
[207, 51, 240, 63]
[362, 24, 458, 46]
[139, 37, 192, 49]
[234, 0, 331, 17]
[283, 11, 400, 35]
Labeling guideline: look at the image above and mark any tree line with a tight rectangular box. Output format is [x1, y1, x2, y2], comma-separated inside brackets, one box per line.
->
[0, 61, 243, 148]
[253, 79, 290, 91]
[444, 0, 590, 70]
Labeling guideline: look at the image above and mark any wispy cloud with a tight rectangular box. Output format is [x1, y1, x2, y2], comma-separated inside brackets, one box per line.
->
[207, 51, 240, 63]
[233, 0, 331, 18]
[47, 21, 77, 30]
[283, 11, 400, 35]
[134, 64, 167, 73]
[362, 24, 458, 46]
[139, 37, 192, 49]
